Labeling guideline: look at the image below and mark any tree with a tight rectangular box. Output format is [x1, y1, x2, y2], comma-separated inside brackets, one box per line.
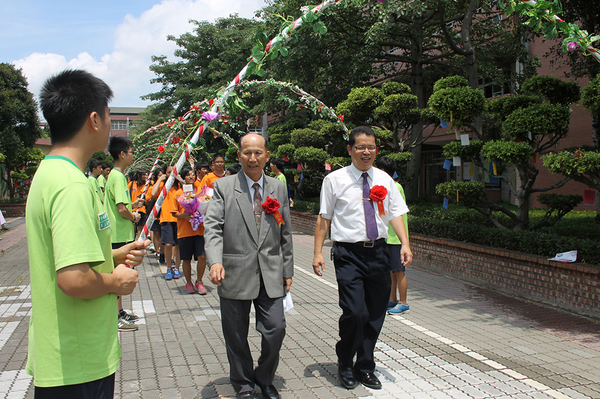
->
[143, 15, 262, 116]
[542, 74, 600, 215]
[437, 75, 580, 230]
[0, 63, 42, 199]
[336, 81, 431, 174]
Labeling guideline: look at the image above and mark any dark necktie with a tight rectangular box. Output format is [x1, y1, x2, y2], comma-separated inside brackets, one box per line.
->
[253, 182, 262, 230]
[362, 172, 378, 242]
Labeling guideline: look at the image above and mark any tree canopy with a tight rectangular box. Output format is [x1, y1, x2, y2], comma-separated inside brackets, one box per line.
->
[0, 63, 42, 198]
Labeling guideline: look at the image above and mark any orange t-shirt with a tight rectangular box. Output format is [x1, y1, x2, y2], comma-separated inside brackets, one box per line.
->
[159, 186, 178, 223]
[198, 172, 224, 190]
[172, 188, 204, 238]
[130, 181, 147, 214]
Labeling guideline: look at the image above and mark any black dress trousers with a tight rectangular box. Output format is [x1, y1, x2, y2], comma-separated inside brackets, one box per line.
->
[332, 242, 392, 373]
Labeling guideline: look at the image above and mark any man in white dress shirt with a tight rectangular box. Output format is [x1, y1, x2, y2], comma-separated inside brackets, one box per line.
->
[312, 126, 412, 390]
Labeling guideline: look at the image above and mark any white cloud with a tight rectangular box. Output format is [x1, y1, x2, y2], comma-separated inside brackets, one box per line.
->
[13, 0, 265, 108]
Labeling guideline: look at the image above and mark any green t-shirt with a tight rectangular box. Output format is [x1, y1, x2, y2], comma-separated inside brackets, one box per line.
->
[276, 172, 287, 184]
[25, 155, 120, 387]
[88, 175, 104, 202]
[105, 168, 134, 243]
[97, 174, 106, 191]
[386, 182, 409, 245]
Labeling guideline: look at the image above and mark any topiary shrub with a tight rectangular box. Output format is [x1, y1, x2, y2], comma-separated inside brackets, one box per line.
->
[276, 143, 296, 159]
[294, 147, 328, 169]
[290, 128, 326, 149]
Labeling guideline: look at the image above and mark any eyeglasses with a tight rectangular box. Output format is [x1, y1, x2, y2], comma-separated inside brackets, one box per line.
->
[353, 145, 377, 151]
[214, 161, 225, 164]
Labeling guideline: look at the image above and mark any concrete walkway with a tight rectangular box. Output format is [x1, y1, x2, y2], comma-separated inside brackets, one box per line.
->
[1, 218, 599, 398]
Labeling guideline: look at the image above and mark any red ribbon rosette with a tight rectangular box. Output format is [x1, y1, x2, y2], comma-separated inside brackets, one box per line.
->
[262, 196, 285, 227]
[369, 185, 387, 216]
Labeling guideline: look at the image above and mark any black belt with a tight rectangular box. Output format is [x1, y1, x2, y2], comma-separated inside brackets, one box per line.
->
[335, 238, 386, 248]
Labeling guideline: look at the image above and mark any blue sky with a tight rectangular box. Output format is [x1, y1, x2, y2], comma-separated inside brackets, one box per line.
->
[1, 0, 266, 107]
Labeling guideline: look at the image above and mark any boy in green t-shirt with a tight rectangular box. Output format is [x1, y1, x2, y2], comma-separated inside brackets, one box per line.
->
[27, 69, 150, 397]
[105, 136, 144, 329]
[270, 158, 294, 207]
[97, 163, 111, 193]
[88, 158, 104, 202]
[375, 157, 410, 315]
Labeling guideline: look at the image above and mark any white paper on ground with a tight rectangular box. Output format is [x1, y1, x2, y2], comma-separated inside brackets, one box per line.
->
[283, 290, 294, 312]
[547, 250, 577, 263]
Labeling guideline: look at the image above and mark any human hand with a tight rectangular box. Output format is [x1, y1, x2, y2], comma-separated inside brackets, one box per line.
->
[132, 212, 141, 223]
[113, 240, 150, 267]
[312, 253, 326, 276]
[133, 198, 144, 208]
[283, 277, 293, 292]
[112, 264, 139, 295]
[209, 263, 225, 286]
[401, 246, 413, 267]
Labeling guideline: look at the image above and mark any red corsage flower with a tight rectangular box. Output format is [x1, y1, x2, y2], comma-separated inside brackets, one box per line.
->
[369, 185, 387, 216]
[262, 196, 285, 226]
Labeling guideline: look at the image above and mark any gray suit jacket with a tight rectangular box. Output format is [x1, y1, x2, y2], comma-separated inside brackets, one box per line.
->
[204, 172, 294, 300]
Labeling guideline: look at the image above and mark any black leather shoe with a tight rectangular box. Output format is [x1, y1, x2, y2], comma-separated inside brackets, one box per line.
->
[337, 363, 357, 389]
[354, 371, 382, 389]
[237, 391, 256, 399]
[254, 380, 280, 399]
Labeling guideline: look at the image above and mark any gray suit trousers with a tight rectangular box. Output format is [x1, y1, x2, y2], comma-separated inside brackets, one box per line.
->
[220, 278, 286, 393]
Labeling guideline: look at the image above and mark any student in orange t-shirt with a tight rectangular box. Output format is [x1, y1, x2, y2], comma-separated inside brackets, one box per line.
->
[130, 170, 149, 239]
[156, 165, 181, 280]
[173, 165, 207, 295]
[198, 153, 226, 190]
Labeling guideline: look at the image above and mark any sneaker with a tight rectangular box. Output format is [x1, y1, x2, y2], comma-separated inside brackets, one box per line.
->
[387, 300, 398, 310]
[119, 309, 139, 321]
[159, 253, 166, 264]
[195, 281, 207, 295]
[118, 319, 138, 331]
[185, 283, 196, 294]
[165, 268, 173, 280]
[173, 269, 181, 279]
[148, 243, 156, 252]
[388, 303, 410, 315]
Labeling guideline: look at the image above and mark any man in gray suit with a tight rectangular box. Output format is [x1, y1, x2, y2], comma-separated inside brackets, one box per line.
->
[205, 133, 294, 399]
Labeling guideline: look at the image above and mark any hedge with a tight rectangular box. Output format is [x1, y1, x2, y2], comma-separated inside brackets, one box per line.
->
[408, 216, 600, 266]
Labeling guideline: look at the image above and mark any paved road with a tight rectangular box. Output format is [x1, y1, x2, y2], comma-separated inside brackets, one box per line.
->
[1, 218, 599, 399]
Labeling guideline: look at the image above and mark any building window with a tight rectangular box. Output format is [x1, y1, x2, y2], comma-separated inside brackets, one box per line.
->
[478, 77, 506, 98]
[111, 120, 128, 130]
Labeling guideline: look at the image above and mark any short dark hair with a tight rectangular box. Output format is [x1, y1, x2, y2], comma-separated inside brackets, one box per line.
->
[348, 126, 375, 147]
[101, 163, 111, 170]
[375, 156, 395, 178]
[107, 136, 133, 159]
[197, 162, 210, 171]
[180, 165, 193, 179]
[88, 158, 102, 170]
[271, 158, 285, 171]
[40, 70, 113, 144]
[226, 163, 242, 175]
[213, 153, 225, 162]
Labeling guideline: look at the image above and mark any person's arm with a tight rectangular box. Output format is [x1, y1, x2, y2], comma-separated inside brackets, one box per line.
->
[390, 215, 412, 266]
[312, 215, 332, 276]
[117, 203, 140, 223]
[204, 179, 226, 285]
[56, 263, 138, 299]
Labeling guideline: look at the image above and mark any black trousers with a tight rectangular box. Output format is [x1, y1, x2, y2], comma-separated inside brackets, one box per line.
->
[333, 242, 392, 373]
[34, 373, 115, 399]
[220, 278, 286, 393]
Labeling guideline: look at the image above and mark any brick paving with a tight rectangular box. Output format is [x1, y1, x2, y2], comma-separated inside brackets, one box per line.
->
[1, 217, 599, 398]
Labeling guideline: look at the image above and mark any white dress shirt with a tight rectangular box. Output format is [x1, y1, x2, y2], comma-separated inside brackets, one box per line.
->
[319, 164, 409, 243]
[244, 171, 264, 202]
